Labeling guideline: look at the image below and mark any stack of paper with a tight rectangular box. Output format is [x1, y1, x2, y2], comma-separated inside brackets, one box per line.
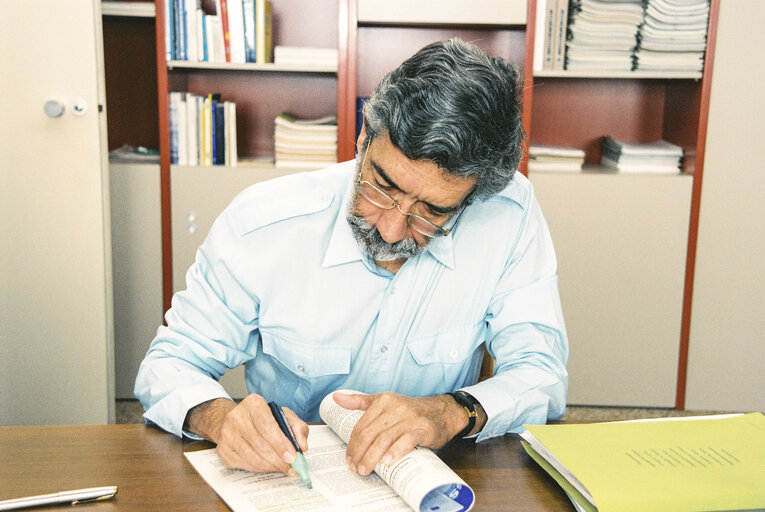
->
[528, 144, 586, 172]
[520, 413, 765, 512]
[634, 0, 710, 73]
[600, 136, 683, 173]
[274, 113, 337, 169]
[274, 46, 339, 69]
[565, 0, 643, 72]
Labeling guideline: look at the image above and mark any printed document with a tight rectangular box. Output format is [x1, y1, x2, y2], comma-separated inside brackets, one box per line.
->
[185, 391, 474, 511]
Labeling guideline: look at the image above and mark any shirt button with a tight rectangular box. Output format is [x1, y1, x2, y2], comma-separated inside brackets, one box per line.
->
[380, 345, 388, 353]
[297, 365, 305, 373]
[389, 286, 396, 295]
[450, 350, 458, 358]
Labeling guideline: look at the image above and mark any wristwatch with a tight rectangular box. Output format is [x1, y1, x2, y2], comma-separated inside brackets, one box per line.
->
[447, 390, 479, 439]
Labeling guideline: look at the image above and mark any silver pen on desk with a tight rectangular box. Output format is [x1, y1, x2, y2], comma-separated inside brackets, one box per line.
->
[0, 486, 117, 511]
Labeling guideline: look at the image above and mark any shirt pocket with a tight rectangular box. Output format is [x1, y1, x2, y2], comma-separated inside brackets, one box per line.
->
[261, 333, 351, 379]
[405, 322, 485, 366]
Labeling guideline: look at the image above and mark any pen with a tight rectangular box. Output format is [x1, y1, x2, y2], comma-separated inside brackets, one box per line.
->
[0, 486, 117, 511]
[267, 401, 312, 489]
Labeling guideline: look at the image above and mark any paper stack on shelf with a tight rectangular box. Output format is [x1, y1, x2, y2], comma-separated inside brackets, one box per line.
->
[274, 113, 337, 168]
[273, 46, 339, 68]
[634, 0, 710, 73]
[565, 0, 644, 71]
[528, 144, 586, 172]
[600, 136, 683, 173]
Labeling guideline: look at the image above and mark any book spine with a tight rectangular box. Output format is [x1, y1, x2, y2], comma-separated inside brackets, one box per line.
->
[543, 0, 556, 70]
[172, 0, 182, 61]
[216, 0, 232, 62]
[255, 0, 273, 63]
[242, 0, 256, 63]
[164, 0, 173, 61]
[226, 102, 237, 167]
[553, 0, 569, 70]
[203, 95, 212, 166]
[227, 0, 247, 63]
[169, 92, 180, 164]
[177, 92, 188, 165]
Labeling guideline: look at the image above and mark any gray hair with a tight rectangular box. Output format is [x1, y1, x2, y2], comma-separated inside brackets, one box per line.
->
[362, 38, 524, 202]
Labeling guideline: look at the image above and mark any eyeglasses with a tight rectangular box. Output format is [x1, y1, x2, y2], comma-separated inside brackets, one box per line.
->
[356, 177, 466, 239]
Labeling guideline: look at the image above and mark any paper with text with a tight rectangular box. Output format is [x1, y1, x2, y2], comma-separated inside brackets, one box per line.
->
[184, 391, 474, 511]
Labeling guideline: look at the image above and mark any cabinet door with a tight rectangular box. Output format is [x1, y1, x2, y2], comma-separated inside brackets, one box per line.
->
[0, 0, 114, 424]
[530, 173, 693, 407]
[686, 0, 765, 412]
[110, 163, 163, 399]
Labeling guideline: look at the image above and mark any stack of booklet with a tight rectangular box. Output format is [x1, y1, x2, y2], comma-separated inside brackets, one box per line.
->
[528, 144, 586, 173]
[520, 413, 765, 512]
[274, 46, 339, 69]
[600, 136, 683, 173]
[565, 0, 643, 72]
[634, 0, 710, 73]
[274, 113, 338, 169]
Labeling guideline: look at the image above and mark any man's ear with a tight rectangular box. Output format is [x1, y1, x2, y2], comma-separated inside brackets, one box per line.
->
[356, 120, 367, 153]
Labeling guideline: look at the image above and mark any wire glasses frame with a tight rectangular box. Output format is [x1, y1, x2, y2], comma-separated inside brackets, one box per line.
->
[356, 151, 466, 238]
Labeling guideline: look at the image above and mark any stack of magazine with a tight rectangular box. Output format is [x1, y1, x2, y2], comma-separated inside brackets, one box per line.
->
[565, 0, 643, 71]
[600, 136, 683, 173]
[528, 144, 586, 173]
[274, 113, 338, 169]
[634, 0, 710, 73]
[520, 413, 765, 511]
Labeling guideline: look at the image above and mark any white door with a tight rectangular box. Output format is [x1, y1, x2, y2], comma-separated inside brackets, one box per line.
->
[0, 0, 114, 424]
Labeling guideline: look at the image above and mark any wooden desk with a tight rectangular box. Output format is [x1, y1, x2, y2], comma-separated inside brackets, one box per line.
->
[0, 424, 571, 511]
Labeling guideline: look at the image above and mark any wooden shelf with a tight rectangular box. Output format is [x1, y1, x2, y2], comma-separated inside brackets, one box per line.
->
[534, 69, 703, 80]
[167, 60, 337, 73]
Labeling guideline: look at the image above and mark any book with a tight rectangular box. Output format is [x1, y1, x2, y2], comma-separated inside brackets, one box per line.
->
[543, 0, 556, 69]
[274, 112, 337, 168]
[255, 0, 273, 63]
[215, 0, 232, 62]
[528, 144, 585, 173]
[273, 46, 339, 68]
[552, 0, 570, 70]
[520, 413, 765, 512]
[226, 0, 246, 63]
[600, 136, 683, 174]
[185, 391, 475, 511]
[242, 0, 256, 62]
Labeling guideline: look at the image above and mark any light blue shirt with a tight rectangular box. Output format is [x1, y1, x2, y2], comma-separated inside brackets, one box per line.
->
[135, 160, 568, 441]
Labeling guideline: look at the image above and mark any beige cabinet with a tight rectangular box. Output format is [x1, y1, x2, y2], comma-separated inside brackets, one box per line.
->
[529, 172, 693, 407]
[110, 162, 163, 398]
[686, 0, 765, 412]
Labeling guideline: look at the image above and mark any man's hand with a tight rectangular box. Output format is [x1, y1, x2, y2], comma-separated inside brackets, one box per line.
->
[185, 395, 309, 476]
[333, 391, 476, 476]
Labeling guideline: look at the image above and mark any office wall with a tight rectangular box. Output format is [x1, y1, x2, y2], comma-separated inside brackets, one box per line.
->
[685, 0, 765, 412]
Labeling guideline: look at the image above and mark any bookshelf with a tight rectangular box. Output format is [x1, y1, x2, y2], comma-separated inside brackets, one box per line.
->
[106, 0, 719, 406]
[523, 0, 720, 408]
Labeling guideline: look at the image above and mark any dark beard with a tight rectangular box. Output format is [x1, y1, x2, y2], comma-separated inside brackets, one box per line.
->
[345, 211, 425, 261]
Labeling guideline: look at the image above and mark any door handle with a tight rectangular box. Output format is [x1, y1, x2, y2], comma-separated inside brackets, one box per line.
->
[44, 100, 65, 118]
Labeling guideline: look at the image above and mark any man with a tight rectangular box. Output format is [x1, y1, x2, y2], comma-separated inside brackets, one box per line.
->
[135, 38, 568, 480]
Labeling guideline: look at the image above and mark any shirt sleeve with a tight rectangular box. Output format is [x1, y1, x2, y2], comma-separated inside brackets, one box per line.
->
[134, 210, 260, 438]
[461, 192, 569, 441]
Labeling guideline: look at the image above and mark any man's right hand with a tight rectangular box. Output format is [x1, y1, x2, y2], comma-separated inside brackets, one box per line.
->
[184, 394, 309, 476]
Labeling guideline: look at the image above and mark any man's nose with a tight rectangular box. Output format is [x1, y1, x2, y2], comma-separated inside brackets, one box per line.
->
[375, 205, 410, 243]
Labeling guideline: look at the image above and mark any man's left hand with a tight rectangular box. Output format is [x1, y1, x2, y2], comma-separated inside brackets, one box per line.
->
[332, 391, 468, 475]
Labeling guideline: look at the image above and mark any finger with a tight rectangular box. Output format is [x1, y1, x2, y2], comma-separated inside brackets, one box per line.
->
[217, 419, 287, 473]
[245, 398, 298, 466]
[333, 391, 375, 411]
[282, 406, 310, 453]
[352, 413, 410, 475]
[379, 431, 419, 467]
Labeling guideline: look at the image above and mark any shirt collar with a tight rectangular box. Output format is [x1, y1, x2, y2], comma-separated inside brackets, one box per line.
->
[322, 174, 457, 270]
